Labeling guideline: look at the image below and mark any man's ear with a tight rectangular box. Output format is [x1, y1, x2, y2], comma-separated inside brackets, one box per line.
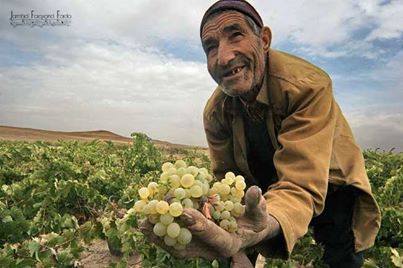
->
[261, 26, 272, 51]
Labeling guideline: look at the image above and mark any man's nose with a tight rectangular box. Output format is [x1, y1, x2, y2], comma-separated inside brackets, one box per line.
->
[217, 42, 236, 67]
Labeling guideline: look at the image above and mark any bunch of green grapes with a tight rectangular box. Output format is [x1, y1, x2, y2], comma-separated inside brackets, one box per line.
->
[133, 160, 246, 249]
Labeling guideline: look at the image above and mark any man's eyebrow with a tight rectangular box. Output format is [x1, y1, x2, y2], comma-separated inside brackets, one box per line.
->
[202, 37, 216, 47]
[222, 23, 244, 34]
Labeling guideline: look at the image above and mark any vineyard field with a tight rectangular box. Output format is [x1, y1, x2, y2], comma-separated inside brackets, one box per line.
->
[0, 133, 402, 267]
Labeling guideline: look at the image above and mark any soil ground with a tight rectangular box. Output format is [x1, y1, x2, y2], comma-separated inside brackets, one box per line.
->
[79, 239, 141, 268]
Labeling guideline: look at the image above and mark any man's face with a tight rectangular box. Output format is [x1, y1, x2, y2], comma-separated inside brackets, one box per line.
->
[201, 11, 267, 97]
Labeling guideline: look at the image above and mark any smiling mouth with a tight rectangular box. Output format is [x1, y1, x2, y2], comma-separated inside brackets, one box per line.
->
[222, 65, 245, 79]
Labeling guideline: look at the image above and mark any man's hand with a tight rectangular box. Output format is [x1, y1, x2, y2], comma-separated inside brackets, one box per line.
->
[181, 186, 280, 258]
[140, 185, 280, 262]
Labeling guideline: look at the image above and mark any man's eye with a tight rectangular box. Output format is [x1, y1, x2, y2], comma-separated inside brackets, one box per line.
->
[230, 32, 243, 39]
[206, 45, 217, 54]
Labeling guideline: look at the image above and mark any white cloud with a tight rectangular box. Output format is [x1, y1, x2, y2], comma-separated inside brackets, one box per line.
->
[365, 0, 403, 41]
[252, 0, 402, 57]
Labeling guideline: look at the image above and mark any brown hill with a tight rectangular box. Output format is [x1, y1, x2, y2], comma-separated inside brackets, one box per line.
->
[0, 125, 204, 151]
[0, 126, 131, 143]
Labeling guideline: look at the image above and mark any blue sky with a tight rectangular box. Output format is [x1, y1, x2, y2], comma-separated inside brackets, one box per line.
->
[0, 0, 402, 151]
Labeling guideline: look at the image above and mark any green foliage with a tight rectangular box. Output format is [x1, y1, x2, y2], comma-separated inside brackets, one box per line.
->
[0, 137, 401, 267]
[363, 150, 403, 267]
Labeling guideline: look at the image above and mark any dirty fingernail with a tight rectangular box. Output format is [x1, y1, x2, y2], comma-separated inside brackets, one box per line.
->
[181, 212, 196, 225]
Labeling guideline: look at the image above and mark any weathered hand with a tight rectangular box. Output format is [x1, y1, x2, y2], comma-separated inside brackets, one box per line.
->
[181, 185, 280, 258]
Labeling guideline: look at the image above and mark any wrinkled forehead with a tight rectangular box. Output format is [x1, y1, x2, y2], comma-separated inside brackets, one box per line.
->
[201, 11, 247, 40]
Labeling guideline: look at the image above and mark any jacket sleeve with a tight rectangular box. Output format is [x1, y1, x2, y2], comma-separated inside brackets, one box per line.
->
[203, 104, 241, 181]
[259, 74, 337, 257]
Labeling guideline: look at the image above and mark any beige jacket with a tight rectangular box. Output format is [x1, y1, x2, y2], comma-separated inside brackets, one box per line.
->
[203, 49, 381, 256]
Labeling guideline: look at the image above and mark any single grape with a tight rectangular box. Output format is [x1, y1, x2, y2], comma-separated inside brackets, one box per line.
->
[145, 200, 158, 214]
[160, 172, 170, 183]
[220, 184, 231, 195]
[169, 202, 183, 217]
[201, 182, 210, 195]
[214, 201, 224, 212]
[174, 159, 187, 169]
[157, 186, 168, 197]
[174, 188, 186, 200]
[194, 180, 203, 187]
[180, 174, 195, 188]
[182, 198, 193, 208]
[156, 200, 169, 214]
[225, 172, 235, 180]
[220, 219, 230, 230]
[196, 173, 206, 181]
[212, 210, 221, 220]
[138, 187, 150, 199]
[222, 177, 234, 186]
[176, 167, 187, 177]
[235, 180, 246, 191]
[209, 187, 218, 195]
[147, 182, 159, 195]
[153, 222, 167, 237]
[224, 200, 234, 211]
[167, 222, 181, 238]
[228, 219, 238, 232]
[185, 189, 192, 198]
[190, 185, 203, 198]
[198, 167, 209, 175]
[230, 196, 242, 203]
[234, 175, 245, 183]
[177, 228, 192, 245]
[205, 174, 213, 182]
[234, 188, 245, 198]
[160, 214, 174, 225]
[142, 204, 151, 214]
[134, 200, 147, 213]
[232, 202, 245, 216]
[169, 175, 181, 188]
[164, 235, 177, 246]
[187, 166, 199, 176]
[162, 162, 173, 172]
[221, 210, 231, 220]
[166, 167, 177, 176]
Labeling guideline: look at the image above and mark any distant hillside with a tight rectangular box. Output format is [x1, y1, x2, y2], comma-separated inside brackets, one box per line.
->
[0, 125, 205, 151]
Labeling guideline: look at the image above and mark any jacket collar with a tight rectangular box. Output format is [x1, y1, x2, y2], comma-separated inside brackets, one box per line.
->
[255, 58, 270, 106]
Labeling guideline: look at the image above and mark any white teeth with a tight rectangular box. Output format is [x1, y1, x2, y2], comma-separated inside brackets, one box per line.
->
[231, 67, 242, 75]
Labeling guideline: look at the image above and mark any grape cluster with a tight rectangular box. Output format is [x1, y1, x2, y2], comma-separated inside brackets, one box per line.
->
[133, 160, 246, 249]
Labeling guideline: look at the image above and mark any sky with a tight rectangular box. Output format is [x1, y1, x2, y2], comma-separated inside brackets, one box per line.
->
[0, 0, 402, 151]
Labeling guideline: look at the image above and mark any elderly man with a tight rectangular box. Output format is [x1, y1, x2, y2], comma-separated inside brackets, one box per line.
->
[142, 0, 381, 267]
